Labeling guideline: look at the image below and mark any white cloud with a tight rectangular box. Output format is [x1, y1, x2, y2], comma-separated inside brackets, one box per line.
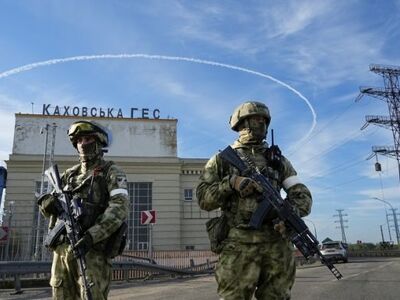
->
[287, 117, 375, 179]
[357, 186, 400, 205]
[167, 0, 333, 53]
[0, 85, 94, 161]
[0, 93, 26, 161]
[160, 1, 396, 89]
[259, 0, 333, 39]
[349, 199, 386, 213]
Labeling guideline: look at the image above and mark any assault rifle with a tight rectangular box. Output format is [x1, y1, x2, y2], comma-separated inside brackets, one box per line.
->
[45, 164, 94, 300]
[219, 146, 343, 280]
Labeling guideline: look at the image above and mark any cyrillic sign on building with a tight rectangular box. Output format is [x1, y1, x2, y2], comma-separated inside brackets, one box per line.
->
[42, 104, 161, 119]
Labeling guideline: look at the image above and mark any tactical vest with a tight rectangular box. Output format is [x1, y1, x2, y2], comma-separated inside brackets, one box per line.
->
[223, 146, 282, 229]
[43, 160, 127, 257]
[62, 160, 129, 256]
[64, 160, 113, 233]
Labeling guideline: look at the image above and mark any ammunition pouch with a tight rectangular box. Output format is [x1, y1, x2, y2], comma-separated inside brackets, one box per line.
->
[206, 214, 230, 254]
[44, 221, 66, 251]
[104, 221, 128, 258]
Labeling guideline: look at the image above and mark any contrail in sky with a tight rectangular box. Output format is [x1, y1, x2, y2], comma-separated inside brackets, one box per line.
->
[0, 54, 317, 146]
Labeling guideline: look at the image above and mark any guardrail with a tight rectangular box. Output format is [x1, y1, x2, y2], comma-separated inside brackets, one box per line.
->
[0, 261, 52, 295]
[0, 258, 216, 294]
[348, 250, 400, 257]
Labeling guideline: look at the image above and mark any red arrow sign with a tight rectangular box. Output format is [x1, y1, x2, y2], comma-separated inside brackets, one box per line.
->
[140, 210, 156, 225]
[0, 226, 8, 241]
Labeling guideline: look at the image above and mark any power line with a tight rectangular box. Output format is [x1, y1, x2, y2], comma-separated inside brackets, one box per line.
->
[287, 96, 375, 156]
[320, 175, 366, 189]
[307, 155, 369, 182]
[297, 127, 379, 166]
[315, 162, 399, 191]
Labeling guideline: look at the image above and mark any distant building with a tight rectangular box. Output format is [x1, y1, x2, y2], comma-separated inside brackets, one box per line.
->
[3, 111, 217, 260]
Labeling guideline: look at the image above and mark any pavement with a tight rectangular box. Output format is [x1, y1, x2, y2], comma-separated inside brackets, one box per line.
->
[0, 261, 323, 299]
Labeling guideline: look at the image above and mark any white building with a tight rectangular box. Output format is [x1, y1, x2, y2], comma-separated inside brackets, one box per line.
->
[3, 111, 218, 260]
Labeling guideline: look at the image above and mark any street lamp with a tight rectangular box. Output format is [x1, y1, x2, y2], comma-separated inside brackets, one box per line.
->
[372, 197, 400, 245]
[304, 218, 318, 240]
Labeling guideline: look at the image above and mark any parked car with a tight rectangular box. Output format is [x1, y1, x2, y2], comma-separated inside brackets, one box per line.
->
[320, 241, 348, 263]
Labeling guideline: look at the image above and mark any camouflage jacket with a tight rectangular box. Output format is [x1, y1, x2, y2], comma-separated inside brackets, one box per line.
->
[39, 158, 129, 246]
[196, 140, 312, 243]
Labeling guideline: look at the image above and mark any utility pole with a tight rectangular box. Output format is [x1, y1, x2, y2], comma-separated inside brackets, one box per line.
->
[356, 64, 400, 181]
[387, 209, 400, 245]
[386, 211, 393, 242]
[5, 201, 14, 261]
[33, 123, 57, 260]
[334, 209, 348, 243]
[380, 224, 385, 243]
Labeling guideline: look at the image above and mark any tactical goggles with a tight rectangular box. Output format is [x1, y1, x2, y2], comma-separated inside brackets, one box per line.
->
[68, 122, 97, 136]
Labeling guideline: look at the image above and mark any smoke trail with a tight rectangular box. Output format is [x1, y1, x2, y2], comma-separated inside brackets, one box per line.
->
[0, 54, 317, 146]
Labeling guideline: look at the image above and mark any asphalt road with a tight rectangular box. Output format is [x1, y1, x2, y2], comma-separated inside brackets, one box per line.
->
[293, 257, 400, 300]
[1, 257, 399, 300]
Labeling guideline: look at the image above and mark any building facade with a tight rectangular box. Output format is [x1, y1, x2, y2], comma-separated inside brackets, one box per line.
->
[3, 113, 218, 260]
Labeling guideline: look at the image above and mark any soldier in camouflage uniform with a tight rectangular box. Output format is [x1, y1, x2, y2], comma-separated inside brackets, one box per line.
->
[38, 120, 128, 300]
[197, 101, 312, 300]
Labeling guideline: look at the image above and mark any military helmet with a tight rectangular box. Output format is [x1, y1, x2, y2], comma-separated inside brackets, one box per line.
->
[229, 101, 271, 131]
[67, 120, 109, 148]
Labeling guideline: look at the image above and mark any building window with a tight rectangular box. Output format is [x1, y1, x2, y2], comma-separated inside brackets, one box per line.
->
[137, 242, 148, 250]
[35, 181, 50, 196]
[184, 188, 193, 201]
[185, 245, 195, 250]
[127, 182, 152, 250]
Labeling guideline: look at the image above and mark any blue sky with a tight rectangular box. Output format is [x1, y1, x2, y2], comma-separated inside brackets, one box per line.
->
[1, 0, 400, 244]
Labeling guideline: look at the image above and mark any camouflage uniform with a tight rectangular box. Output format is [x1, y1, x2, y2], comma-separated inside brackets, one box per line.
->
[197, 102, 312, 300]
[38, 121, 128, 300]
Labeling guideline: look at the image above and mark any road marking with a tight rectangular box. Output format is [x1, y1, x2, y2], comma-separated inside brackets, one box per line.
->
[331, 261, 395, 282]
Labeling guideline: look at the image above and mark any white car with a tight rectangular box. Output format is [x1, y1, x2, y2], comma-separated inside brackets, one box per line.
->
[320, 241, 348, 263]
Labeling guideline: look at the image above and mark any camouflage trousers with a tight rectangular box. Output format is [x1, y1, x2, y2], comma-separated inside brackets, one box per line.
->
[215, 239, 296, 300]
[50, 243, 112, 300]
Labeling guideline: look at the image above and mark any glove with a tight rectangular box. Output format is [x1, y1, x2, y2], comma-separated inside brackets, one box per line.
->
[73, 233, 93, 258]
[285, 198, 302, 217]
[273, 220, 286, 237]
[230, 175, 263, 197]
[37, 193, 62, 216]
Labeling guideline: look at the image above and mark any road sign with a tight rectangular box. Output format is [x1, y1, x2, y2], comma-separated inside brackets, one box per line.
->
[140, 210, 156, 225]
[0, 226, 8, 241]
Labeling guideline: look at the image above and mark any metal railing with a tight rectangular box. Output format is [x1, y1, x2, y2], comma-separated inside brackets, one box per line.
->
[348, 250, 400, 257]
[0, 250, 217, 293]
